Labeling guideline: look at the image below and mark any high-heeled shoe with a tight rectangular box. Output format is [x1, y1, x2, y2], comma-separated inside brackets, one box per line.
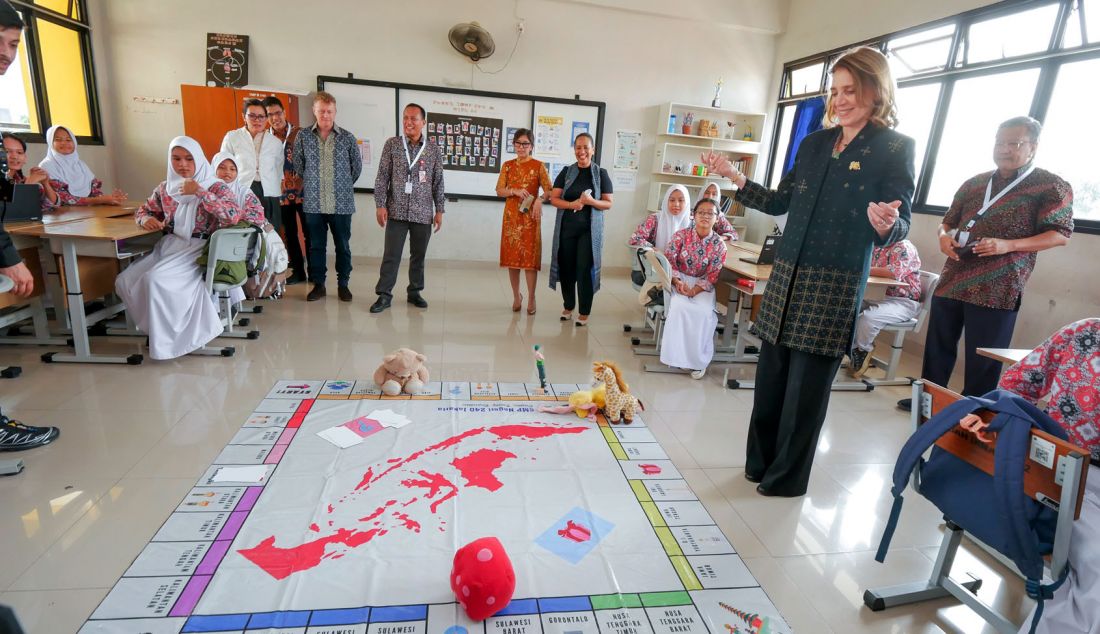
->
[512, 294, 522, 312]
[527, 297, 536, 315]
[560, 310, 572, 322]
[575, 315, 589, 327]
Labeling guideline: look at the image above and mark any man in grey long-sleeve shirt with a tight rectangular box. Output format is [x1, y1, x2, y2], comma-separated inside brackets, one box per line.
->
[370, 103, 445, 313]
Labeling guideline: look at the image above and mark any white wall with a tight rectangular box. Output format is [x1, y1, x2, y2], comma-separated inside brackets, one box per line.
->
[87, 0, 783, 268]
[764, 0, 1100, 351]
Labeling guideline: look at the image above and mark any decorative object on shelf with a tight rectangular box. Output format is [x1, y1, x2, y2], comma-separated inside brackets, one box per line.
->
[682, 112, 694, 136]
[697, 119, 719, 138]
[742, 124, 753, 141]
[725, 121, 736, 140]
[667, 113, 677, 134]
[711, 78, 723, 108]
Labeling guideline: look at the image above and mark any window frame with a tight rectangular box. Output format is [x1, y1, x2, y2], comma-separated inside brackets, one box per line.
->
[4, 0, 103, 145]
[766, 0, 1100, 234]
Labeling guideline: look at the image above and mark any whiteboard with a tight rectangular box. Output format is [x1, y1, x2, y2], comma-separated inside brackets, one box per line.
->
[403, 88, 531, 197]
[323, 82, 397, 189]
[532, 101, 603, 183]
[318, 76, 604, 199]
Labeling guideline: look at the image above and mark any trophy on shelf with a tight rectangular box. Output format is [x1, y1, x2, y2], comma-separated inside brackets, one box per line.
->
[711, 78, 723, 108]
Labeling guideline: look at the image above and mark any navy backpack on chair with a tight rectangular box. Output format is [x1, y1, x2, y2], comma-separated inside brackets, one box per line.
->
[876, 389, 1069, 633]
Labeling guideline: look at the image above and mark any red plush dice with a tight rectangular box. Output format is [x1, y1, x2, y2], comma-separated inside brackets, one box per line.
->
[450, 536, 515, 620]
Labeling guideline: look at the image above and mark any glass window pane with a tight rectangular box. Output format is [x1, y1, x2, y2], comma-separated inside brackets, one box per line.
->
[964, 4, 1059, 64]
[37, 18, 91, 137]
[887, 24, 956, 78]
[789, 62, 824, 96]
[1086, 0, 1100, 43]
[926, 69, 1041, 206]
[0, 38, 39, 134]
[1040, 58, 1100, 221]
[894, 83, 942, 189]
[34, 0, 81, 20]
[769, 104, 797, 188]
[1062, 1, 1084, 48]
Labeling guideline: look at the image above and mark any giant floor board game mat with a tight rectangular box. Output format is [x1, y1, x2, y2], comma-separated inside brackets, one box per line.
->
[79, 380, 791, 634]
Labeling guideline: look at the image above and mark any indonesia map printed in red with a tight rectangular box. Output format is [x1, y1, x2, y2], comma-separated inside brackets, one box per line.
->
[238, 423, 587, 580]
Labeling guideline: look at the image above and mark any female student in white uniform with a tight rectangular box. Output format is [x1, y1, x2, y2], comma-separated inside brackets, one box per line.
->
[115, 137, 242, 360]
[211, 151, 268, 227]
[660, 197, 728, 379]
[628, 185, 692, 252]
[39, 125, 126, 206]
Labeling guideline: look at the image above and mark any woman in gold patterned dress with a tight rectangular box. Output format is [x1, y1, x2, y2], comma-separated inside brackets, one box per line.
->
[496, 128, 553, 314]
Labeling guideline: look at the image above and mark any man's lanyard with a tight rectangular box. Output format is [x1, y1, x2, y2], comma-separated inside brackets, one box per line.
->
[402, 135, 426, 184]
[957, 165, 1035, 245]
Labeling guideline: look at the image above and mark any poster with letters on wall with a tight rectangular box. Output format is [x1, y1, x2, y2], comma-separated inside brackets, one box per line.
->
[206, 33, 249, 87]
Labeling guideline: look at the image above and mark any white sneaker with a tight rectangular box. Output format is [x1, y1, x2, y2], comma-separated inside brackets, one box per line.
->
[690, 368, 706, 380]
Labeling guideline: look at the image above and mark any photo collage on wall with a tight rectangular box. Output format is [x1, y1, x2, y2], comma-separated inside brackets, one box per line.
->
[427, 112, 503, 174]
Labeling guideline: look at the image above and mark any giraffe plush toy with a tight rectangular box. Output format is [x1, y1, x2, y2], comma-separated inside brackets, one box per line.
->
[593, 361, 643, 424]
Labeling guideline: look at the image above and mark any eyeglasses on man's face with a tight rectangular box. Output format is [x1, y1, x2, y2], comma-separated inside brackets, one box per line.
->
[993, 140, 1030, 150]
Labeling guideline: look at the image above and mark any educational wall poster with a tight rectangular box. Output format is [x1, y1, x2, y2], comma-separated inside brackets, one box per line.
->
[357, 138, 372, 168]
[79, 379, 794, 634]
[205, 33, 248, 87]
[571, 121, 589, 144]
[614, 130, 642, 171]
[548, 162, 566, 183]
[506, 127, 519, 154]
[535, 115, 564, 158]
[612, 168, 637, 192]
[428, 112, 502, 174]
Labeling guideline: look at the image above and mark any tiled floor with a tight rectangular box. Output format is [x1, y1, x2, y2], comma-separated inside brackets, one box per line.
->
[0, 260, 1031, 634]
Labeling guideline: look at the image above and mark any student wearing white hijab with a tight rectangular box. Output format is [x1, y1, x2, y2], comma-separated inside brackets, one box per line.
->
[39, 125, 126, 206]
[115, 136, 241, 360]
[700, 180, 739, 241]
[628, 185, 692, 251]
[211, 151, 268, 227]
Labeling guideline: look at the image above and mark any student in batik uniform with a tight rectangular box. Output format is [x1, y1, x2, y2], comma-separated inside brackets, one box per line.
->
[39, 125, 127, 206]
[659, 198, 727, 379]
[849, 239, 921, 377]
[957, 319, 1099, 633]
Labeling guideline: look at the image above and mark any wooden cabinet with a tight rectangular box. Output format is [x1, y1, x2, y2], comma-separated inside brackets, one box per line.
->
[180, 85, 301, 160]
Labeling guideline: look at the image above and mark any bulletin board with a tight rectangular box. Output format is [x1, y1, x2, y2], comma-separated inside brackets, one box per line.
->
[317, 76, 605, 200]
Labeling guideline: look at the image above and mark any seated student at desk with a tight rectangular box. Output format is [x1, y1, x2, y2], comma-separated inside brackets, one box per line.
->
[849, 238, 921, 377]
[701, 181, 739, 241]
[2, 132, 58, 211]
[114, 136, 241, 360]
[39, 125, 126, 206]
[660, 197, 727, 380]
[211, 151, 268, 227]
[956, 318, 1099, 633]
[629, 185, 691, 251]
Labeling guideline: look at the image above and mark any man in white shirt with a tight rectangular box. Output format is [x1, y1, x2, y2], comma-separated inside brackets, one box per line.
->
[220, 98, 283, 231]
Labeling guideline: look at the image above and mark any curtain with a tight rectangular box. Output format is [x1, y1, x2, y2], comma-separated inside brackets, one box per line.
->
[782, 96, 826, 176]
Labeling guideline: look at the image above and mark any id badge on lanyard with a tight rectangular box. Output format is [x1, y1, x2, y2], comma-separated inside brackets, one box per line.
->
[957, 165, 1034, 245]
[403, 135, 426, 196]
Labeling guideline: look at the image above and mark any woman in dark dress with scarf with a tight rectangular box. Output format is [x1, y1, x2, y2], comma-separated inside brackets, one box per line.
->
[703, 47, 916, 497]
[549, 133, 613, 327]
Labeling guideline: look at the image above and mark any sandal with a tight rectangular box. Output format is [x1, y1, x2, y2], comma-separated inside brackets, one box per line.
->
[560, 310, 572, 322]
[527, 297, 536, 315]
[576, 315, 589, 327]
[512, 294, 523, 313]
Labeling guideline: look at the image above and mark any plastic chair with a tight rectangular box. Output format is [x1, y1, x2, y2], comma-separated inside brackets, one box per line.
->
[623, 246, 655, 336]
[633, 249, 673, 358]
[862, 270, 940, 386]
[195, 228, 260, 356]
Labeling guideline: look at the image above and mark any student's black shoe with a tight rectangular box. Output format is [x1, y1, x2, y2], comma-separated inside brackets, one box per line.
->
[0, 413, 60, 452]
[849, 348, 872, 378]
[338, 286, 353, 302]
[307, 285, 326, 302]
[407, 293, 428, 308]
[370, 296, 391, 313]
[897, 398, 912, 412]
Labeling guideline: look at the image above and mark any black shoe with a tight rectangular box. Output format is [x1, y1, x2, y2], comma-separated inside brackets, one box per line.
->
[897, 398, 912, 412]
[286, 272, 307, 285]
[756, 484, 803, 498]
[744, 472, 762, 484]
[338, 286, 353, 302]
[849, 348, 872, 378]
[307, 285, 326, 302]
[407, 293, 428, 308]
[370, 296, 391, 313]
[0, 413, 60, 452]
